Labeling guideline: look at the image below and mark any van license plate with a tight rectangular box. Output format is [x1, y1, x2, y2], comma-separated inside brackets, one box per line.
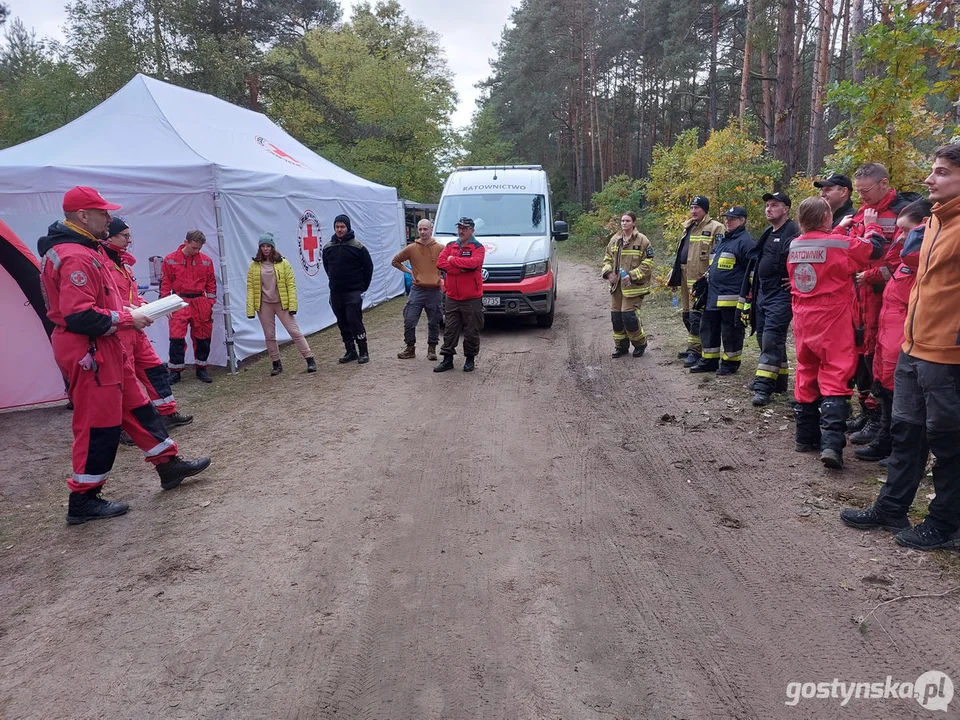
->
[482, 296, 500, 307]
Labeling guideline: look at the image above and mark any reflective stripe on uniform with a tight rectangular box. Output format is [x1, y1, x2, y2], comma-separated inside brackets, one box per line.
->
[73, 471, 109, 484]
[756, 363, 779, 379]
[789, 239, 848, 250]
[716, 295, 739, 307]
[168, 363, 185, 370]
[45, 248, 63, 271]
[151, 395, 175, 407]
[722, 351, 742, 362]
[143, 437, 175, 458]
[205, 293, 217, 299]
[702, 346, 721, 359]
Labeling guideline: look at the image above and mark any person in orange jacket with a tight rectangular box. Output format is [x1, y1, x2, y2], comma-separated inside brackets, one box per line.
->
[842, 144, 960, 550]
[38, 186, 211, 524]
[161, 230, 217, 384]
[788, 197, 882, 471]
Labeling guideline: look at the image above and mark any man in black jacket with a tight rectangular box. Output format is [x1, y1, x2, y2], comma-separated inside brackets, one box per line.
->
[749, 192, 800, 406]
[814, 173, 855, 227]
[322, 214, 374, 364]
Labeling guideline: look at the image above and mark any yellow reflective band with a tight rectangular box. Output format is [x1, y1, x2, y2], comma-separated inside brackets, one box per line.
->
[716, 300, 738, 307]
[755, 369, 778, 379]
[702, 351, 722, 359]
[722, 353, 742, 362]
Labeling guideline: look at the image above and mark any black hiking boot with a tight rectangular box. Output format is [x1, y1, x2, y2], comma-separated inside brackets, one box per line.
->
[894, 521, 960, 551]
[156, 455, 212, 490]
[338, 344, 358, 364]
[434, 355, 454, 373]
[163, 412, 194, 429]
[195, 367, 213, 383]
[66, 487, 129, 525]
[840, 506, 910, 533]
[306, 357, 317, 373]
[463, 355, 476, 372]
[270, 360, 283, 376]
[357, 341, 370, 364]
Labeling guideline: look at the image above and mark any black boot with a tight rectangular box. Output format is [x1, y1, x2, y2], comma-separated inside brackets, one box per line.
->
[819, 396, 849, 469]
[156, 455, 212, 490]
[850, 408, 882, 445]
[168, 370, 181, 385]
[306, 357, 317, 373]
[270, 360, 283, 376]
[855, 391, 892, 462]
[632, 341, 647, 357]
[689, 358, 719, 374]
[339, 343, 358, 364]
[357, 340, 370, 364]
[794, 400, 822, 452]
[463, 355, 476, 372]
[846, 400, 869, 432]
[611, 340, 629, 358]
[195, 367, 213, 383]
[683, 352, 701, 368]
[434, 355, 454, 373]
[66, 487, 129, 525]
[163, 411, 194, 429]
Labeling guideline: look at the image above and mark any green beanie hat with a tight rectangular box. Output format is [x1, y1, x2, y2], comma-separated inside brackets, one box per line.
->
[258, 231, 275, 248]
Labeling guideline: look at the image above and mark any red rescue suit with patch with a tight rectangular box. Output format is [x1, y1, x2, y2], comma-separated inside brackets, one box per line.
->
[39, 222, 178, 493]
[787, 231, 878, 403]
[872, 227, 924, 391]
[104, 245, 178, 416]
[161, 245, 217, 369]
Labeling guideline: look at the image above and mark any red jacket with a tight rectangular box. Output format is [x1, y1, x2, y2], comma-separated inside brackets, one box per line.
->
[437, 238, 486, 300]
[787, 230, 878, 310]
[874, 228, 923, 389]
[160, 245, 217, 300]
[38, 222, 134, 385]
[103, 245, 146, 308]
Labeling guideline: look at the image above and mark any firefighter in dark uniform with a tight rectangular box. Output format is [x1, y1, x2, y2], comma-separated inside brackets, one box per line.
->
[690, 206, 755, 376]
[814, 173, 856, 227]
[746, 192, 799, 406]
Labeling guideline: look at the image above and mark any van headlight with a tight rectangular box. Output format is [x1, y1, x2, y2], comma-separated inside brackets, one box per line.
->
[523, 260, 548, 278]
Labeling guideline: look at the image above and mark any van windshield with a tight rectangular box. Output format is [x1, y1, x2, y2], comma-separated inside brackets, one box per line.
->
[435, 194, 546, 236]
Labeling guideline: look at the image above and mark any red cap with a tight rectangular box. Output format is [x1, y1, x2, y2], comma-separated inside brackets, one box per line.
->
[62, 186, 122, 213]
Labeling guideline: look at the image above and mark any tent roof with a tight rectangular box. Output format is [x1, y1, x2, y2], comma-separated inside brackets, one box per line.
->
[0, 74, 396, 200]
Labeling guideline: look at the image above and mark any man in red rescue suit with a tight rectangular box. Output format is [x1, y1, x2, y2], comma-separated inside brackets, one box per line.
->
[39, 186, 211, 525]
[838, 163, 919, 444]
[102, 217, 193, 433]
[788, 197, 882, 471]
[853, 201, 930, 464]
[434, 217, 485, 373]
[162, 229, 217, 384]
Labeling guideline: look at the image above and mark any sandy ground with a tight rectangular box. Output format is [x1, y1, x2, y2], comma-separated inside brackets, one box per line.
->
[1, 261, 959, 720]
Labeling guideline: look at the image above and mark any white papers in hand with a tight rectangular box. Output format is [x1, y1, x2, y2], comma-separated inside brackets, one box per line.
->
[139, 294, 189, 320]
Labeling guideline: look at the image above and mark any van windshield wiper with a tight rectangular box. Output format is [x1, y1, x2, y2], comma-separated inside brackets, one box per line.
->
[435, 231, 456, 235]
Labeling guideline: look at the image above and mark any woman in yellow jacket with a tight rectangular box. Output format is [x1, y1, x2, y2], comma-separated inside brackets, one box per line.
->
[246, 232, 316, 375]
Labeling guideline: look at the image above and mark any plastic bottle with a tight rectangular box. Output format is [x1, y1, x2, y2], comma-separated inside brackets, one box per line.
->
[619, 268, 631, 287]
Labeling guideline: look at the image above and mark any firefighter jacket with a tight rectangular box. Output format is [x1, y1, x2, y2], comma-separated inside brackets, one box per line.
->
[437, 238, 486, 300]
[904, 194, 960, 364]
[38, 221, 135, 386]
[787, 230, 881, 310]
[601, 229, 654, 297]
[705, 225, 754, 310]
[738, 220, 799, 331]
[103, 245, 146, 308]
[246, 258, 299, 316]
[160, 245, 217, 301]
[668, 215, 724, 289]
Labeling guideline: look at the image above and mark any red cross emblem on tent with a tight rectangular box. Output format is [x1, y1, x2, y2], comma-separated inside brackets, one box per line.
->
[255, 135, 303, 167]
[298, 210, 323, 277]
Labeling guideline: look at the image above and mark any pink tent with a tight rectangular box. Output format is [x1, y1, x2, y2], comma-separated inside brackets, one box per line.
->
[0, 220, 66, 409]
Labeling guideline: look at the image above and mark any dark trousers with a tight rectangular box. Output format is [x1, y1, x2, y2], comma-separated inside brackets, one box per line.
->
[330, 290, 366, 345]
[876, 352, 960, 532]
[699, 307, 744, 369]
[441, 297, 483, 357]
[403, 286, 442, 346]
[755, 286, 792, 393]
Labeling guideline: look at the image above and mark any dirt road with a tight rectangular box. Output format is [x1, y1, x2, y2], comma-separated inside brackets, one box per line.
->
[1, 262, 958, 719]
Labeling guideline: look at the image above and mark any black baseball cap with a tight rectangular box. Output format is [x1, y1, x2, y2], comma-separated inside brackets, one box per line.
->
[813, 173, 853, 191]
[761, 192, 791, 207]
[724, 206, 747, 218]
[456, 217, 475, 228]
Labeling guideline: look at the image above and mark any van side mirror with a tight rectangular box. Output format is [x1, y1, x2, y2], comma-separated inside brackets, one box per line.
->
[553, 220, 569, 241]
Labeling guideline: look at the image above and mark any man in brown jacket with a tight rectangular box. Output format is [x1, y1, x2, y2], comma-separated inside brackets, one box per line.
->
[392, 219, 444, 360]
[841, 143, 960, 550]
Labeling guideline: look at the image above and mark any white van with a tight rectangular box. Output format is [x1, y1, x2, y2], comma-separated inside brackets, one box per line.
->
[434, 165, 568, 327]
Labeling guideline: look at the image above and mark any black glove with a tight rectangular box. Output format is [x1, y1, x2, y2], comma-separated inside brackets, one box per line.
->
[691, 276, 709, 311]
[290, 310, 296, 316]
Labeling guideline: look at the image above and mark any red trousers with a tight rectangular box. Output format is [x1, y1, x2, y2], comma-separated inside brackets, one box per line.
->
[53, 329, 178, 493]
[120, 329, 178, 416]
[793, 306, 858, 404]
[168, 297, 213, 369]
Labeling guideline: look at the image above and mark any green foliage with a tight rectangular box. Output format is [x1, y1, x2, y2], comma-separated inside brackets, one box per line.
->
[644, 122, 783, 233]
[825, 0, 960, 192]
[569, 174, 648, 250]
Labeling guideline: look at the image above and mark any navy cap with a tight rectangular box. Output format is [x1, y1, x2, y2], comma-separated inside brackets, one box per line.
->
[107, 216, 129, 237]
[813, 173, 853, 191]
[724, 206, 748, 219]
[762, 192, 791, 207]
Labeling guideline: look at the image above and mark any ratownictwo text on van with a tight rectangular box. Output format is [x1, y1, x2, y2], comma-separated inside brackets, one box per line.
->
[434, 165, 569, 328]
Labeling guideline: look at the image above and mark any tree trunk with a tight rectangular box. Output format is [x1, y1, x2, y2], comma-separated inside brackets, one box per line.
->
[791, 0, 806, 174]
[774, 0, 797, 179]
[807, 0, 833, 173]
[739, 0, 755, 121]
[851, 0, 865, 84]
[760, 49, 773, 148]
[838, 0, 849, 83]
[710, 1, 719, 129]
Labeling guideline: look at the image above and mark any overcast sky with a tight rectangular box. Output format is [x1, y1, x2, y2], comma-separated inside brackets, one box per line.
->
[5, 0, 516, 128]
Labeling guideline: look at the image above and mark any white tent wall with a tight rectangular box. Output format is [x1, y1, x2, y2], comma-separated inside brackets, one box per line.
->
[218, 193, 404, 361]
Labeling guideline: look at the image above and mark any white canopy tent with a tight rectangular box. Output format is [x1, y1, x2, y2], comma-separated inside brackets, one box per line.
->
[0, 74, 405, 372]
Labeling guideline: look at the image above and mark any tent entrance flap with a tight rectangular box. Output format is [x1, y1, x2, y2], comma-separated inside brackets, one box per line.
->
[214, 192, 238, 373]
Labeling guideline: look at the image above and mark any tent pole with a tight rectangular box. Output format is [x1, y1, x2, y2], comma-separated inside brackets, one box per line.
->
[213, 192, 238, 374]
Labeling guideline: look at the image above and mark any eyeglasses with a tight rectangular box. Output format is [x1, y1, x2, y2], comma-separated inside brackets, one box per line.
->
[119, 232, 132, 239]
[855, 179, 884, 197]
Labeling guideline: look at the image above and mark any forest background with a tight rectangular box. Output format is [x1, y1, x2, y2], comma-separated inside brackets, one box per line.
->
[0, 0, 958, 251]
